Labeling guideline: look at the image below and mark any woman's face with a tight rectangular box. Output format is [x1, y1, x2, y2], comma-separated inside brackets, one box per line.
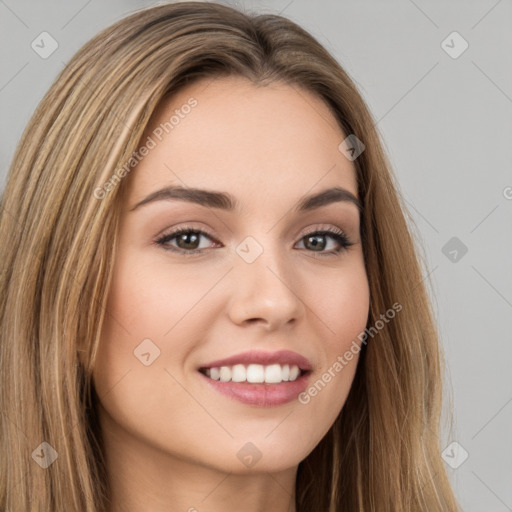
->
[93, 75, 370, 475]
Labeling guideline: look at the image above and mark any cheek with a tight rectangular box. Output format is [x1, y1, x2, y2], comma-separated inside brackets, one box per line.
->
[100, 251, 225, 351]
[105, 257, 204, 334]
[91, 256, 207, 449]
[310, 260, 370, 349]
[296, 261, 369, 423]
[92, 252, 224, 399]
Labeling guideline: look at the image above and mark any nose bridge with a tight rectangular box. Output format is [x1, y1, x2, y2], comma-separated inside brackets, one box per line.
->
[228, 233, 304, 327]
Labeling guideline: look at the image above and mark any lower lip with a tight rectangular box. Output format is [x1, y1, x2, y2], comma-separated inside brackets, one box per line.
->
[198, 371, 311, 407]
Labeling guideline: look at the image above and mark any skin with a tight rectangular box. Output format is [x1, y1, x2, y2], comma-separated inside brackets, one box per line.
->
[93, 75, 370, 512]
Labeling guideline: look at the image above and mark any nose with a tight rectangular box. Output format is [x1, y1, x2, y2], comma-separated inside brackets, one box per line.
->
[227, 243, 305, 330]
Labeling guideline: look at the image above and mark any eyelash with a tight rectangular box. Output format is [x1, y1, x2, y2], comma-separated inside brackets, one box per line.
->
[153, 224, 354, 258]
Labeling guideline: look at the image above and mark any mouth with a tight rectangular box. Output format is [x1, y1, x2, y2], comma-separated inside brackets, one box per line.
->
[198, 363, 310, 384]
[197, 350, 313, 407]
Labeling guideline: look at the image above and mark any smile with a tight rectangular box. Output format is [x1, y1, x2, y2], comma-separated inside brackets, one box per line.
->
[197, 350, 313, 407]
[200, 363, 303, 384]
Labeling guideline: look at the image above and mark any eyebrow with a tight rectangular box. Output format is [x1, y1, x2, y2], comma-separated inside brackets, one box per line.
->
[129, 185, 362, 213]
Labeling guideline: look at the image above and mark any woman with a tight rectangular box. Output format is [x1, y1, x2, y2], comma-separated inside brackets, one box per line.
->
[0, 2, 460, 511]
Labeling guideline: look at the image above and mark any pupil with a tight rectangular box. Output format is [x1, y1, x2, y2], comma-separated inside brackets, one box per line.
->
[179, 232, 199, 249]
[306, 235, 325, 251]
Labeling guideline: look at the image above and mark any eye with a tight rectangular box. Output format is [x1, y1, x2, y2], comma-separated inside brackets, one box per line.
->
[154, 226, 220, 255]
[295, 227, 354, 256]
[154, 225, 354, 256]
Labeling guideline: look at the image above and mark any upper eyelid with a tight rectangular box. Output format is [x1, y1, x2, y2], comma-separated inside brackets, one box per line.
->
[156, 225, 351, 247]
[157, 223, 349, 238]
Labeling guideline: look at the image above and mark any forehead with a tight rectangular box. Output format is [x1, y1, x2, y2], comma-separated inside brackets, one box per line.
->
[127, 75, 358, 209]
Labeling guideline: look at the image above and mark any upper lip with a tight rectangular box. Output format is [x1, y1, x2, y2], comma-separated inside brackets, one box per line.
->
[199, 350, 313, 371]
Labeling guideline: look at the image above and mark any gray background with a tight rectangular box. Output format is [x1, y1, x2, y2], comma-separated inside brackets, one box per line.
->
[1, 0, 511, 509]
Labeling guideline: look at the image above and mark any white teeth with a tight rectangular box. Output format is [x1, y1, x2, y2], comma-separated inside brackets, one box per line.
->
[219, 366, 231, 382]
[289, 365, 300, 381]
[231, 364, 246, 382]
[246, 364, 265, 383]
[265, 364, 283, 384]
[203, 363, 302, 384]
[281, 364, 290, 381]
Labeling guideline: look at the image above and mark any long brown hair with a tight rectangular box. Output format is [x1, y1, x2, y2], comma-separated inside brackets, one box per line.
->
[0, 2, 459, 510]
